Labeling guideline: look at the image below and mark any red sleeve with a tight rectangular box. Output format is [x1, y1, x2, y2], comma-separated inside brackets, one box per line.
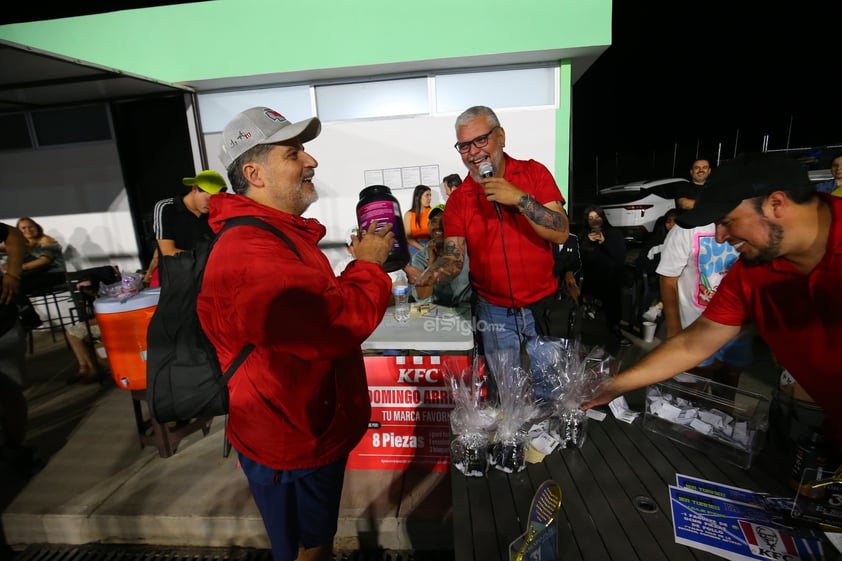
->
[443, 183, 468, 239]
[526, 160, 566, 206]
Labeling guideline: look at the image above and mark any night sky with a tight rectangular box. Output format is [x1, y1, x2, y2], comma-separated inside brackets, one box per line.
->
[570, 2, 842, 198]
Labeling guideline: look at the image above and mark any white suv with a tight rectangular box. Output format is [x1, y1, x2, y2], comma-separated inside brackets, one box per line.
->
[598, 178, 688, 243]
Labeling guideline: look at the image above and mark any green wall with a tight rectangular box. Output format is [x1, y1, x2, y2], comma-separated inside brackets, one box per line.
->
[0, 0, 609, 85]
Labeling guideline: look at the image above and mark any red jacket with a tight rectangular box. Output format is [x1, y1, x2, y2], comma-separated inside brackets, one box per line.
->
[197, 194, 391, 470]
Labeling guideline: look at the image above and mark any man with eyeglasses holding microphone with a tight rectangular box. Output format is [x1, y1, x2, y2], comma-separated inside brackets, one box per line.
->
[416, 105, 570, 398]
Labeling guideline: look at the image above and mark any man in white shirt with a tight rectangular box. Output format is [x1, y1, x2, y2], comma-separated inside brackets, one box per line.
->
[657, 220, 753, 394]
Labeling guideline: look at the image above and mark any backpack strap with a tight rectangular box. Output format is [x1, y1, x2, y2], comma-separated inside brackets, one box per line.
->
[214, 215, 302, 261]
[222, 343, 256, 384]
[211, 216, 303, 384]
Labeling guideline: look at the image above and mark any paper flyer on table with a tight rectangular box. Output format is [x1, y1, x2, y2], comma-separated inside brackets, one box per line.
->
[669, 479, 827, 560]
[675, 473, 770, 508]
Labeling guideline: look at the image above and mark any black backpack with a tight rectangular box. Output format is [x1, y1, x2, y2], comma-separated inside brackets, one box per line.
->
[146, 216, 300, 423]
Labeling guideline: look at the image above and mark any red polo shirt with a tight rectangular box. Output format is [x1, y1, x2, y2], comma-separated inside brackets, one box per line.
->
[704, 194, 842, 442]
[444, 154, 565, 308]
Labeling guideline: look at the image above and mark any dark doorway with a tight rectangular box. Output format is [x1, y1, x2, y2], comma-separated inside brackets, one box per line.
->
[111, 94, 196, 268]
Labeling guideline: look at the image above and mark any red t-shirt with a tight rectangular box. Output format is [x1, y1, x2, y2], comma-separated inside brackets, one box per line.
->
[703, 194, 842, 441]
[444, 154, 565, 308]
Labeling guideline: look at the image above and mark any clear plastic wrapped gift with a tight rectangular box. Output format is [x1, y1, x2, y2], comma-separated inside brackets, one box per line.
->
[490, 432, 528, 473]
[554, 408, 588, 450]
[444, 356, 497, 477]
[451, 431, 490, 477]
[485, 350, 544, 474]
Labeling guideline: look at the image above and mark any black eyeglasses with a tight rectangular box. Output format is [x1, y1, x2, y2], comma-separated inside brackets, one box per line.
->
[454, 126, 499, 154]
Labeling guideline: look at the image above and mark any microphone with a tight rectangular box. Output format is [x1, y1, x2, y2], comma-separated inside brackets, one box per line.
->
[478, 162, 502, 220]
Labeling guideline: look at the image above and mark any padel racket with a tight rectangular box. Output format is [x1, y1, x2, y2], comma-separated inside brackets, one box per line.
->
[514, 480, 562, 561]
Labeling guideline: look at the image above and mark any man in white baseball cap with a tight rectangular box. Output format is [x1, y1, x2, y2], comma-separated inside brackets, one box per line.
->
[219, 106, 321, 173]
[200, 106, 395, 561]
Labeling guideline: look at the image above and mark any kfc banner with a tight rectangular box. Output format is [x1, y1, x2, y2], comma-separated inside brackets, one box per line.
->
[348, 354, 469, 471]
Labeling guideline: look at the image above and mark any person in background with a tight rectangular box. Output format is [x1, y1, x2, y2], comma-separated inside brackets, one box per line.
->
[439, 173, 463, 204]
[416, 105, 570, 385]
[656, 210, 753, 398]
[675, 159, 711, 210]
[554, 232, 582, 304]
[199, 106, 393, 561]
[141, 247, 160, 288]
[636, 208, 681, 279]
[578, 205, 628, 347]
[551, 231, 582, 340]
[65, 316, 102, 384]
[815, 153, 841, 194]
[152, 170, 227, 259]
[63, 266, 120, 384]
[411, 206, 472, 308]
[16, 217, 66, 291]
[331, 228, 361, 278]
[0, 224, 25, 309]
[582, 152, 842, 456]
[403, 184, 432, 257]
[633, 207, 681, 324]
[0, 222, 34, 476]
[334, 228, 408, 302]
[14, 217, 67, 329]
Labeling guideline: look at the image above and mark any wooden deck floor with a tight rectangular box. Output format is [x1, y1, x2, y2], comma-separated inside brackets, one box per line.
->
[452, 410, 795, 561]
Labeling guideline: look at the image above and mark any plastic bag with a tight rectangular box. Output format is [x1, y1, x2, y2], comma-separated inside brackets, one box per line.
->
[99, 271, 144, 302]
[445, 356, 497, 477]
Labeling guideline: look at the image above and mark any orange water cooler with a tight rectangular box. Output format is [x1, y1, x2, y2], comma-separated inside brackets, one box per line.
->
[94, 288, 159, 390]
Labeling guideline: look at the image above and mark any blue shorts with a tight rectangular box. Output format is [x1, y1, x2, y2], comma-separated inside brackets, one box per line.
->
[238, 452, 347, 561]
[697, 335, 753, 368]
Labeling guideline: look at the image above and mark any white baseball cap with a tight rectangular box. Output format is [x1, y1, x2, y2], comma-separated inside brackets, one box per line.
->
[219, 106, 321, 170]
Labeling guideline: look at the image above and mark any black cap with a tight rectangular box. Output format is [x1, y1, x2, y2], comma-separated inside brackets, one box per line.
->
[676, 152, 811, 228]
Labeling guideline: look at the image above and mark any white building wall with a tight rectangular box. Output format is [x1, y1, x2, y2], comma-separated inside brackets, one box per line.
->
[1, 106, 557, 275]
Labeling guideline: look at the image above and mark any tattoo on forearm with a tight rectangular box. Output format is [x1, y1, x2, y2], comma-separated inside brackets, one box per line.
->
[428, 240, 464, 283]
[518, 195, 567, 231]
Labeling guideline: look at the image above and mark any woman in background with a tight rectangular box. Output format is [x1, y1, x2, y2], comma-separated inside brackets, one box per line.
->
[12, 217, 67, 329]
[403, 185, 432, 257]
[578, 205, 628, 347]
[17, 217, 66, 293]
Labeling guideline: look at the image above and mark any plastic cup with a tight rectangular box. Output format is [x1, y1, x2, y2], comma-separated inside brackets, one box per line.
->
[642, 321, 656, 342]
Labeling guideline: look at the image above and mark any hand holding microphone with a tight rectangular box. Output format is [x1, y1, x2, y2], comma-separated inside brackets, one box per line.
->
[479, 162, 503, 220]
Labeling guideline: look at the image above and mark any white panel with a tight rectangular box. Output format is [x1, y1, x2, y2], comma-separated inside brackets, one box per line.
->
[436, 67, 556, 113]
[316, 78, 428, 121]
[198, 86, 313, 133]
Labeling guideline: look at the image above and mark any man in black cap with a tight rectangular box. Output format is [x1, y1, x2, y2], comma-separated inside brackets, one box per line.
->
[582, 152, 842, 452]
